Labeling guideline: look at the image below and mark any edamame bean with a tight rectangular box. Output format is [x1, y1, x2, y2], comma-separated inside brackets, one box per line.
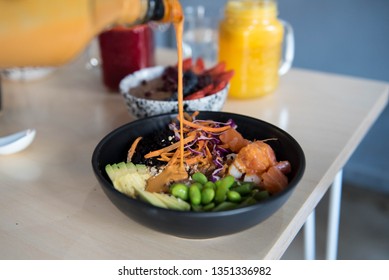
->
[203, 202, 215, 211]
[191, 204, 203, 212]
[231, 182, 253, 195]
[220, 175, 235, 189]
[215, 180, 222, 188]
[254, 190, 270, 201]
[191, 182, 203, 190]
[189, 184, 201, 205]
[215, 184, 228, 203]
[192, 172, 208, 185]
[170, 183, 189, 201]
[204, 181, 216, 190]
[212, 201, 238, 212]
[227, 190, 241, 202]
[239, 196, 257, 207]
[201, 187, 215, 204]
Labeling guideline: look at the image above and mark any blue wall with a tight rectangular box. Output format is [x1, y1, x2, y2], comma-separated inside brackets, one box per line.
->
[278, 0, 389, 193]
[278, 0, 389, 82]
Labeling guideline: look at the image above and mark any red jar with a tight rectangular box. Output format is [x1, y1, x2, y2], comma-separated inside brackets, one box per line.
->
[98, 25, 155, 91]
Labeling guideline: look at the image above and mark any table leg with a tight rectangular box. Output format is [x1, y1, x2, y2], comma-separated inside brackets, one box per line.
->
[304, 210, 316, 260]
[326, 169, 343, 260]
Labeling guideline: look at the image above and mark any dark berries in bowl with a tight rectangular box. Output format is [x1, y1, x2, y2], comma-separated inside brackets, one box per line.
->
[119, 58, 233, 118]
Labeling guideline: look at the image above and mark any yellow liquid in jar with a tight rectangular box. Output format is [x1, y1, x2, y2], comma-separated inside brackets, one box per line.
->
[218, 0, 284, 99]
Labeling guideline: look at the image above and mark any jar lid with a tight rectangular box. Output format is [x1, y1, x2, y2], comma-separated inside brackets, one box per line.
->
[225, 0, 278, 19]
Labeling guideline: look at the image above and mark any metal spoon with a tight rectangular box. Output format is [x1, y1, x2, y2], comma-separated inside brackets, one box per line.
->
[0, 129, 36, 155]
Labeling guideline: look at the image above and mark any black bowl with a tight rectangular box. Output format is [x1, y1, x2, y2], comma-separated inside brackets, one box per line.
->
[92, 111, 305, 239]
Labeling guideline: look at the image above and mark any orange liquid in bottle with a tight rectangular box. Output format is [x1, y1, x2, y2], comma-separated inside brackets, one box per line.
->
[0, 0, 180, 68]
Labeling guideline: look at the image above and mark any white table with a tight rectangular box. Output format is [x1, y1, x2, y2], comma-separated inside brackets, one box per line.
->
[0, 49, 387, 259]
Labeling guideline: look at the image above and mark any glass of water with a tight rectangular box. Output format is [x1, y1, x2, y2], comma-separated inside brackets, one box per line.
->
[183, 6, 219, 67]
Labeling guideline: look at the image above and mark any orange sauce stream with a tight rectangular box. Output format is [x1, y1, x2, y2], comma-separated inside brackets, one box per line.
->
[146, 3, 188, 192]
[174, 20, 185, 170]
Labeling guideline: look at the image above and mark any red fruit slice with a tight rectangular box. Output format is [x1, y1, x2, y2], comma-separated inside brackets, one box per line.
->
[208, 81, 228, 95]
[184, 84, 213, 100]
[192, 58, 205, 74]
[184, 90, 206, 100]
[181, 57, 193, 71]
[204, 62, 226, 75]
[214, 70, 234, 84]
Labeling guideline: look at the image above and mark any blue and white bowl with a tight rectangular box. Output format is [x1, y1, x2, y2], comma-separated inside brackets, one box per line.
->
[119, 66, 229, 118]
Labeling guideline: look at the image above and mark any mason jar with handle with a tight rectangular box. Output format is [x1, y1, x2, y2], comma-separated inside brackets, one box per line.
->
[218, 0, 294, 99]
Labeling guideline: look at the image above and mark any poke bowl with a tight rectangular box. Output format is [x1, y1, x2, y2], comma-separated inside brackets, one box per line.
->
[119, 58, 232, 118]
[91, 111, 305, 239]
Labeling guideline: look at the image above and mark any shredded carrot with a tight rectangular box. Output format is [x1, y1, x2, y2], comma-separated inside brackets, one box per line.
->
[144, 134, 196, 159]
[159, 152, 174, 162]
[168, 148, 182, 166]
[196, 139, 206, 150]
[183, 112, 192, 121]
[142, 112, 233, 172]
[191, 111, 200, 118]
[127, 136, 142, 162]
[181, 119, 231, 133]
[182, 111, 199, 122]
[184, 155, 203, 165]
[205, 145, 213, 161]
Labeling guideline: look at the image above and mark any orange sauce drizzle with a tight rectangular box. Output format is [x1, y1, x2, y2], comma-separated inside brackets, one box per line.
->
[145, 2, 188, 192]
[174, 19, 185, 171]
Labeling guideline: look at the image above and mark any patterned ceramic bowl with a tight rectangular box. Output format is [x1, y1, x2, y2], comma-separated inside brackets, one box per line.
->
[119, 66, 229, 118]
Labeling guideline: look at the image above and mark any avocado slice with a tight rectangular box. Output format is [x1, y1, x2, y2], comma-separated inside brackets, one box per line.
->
[114, 174, 136, 198]
[153, 193, 191, 211]
[105, 162, 128, 181]
[136, 190, 168, 209]
[125, 162, 137, 173]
